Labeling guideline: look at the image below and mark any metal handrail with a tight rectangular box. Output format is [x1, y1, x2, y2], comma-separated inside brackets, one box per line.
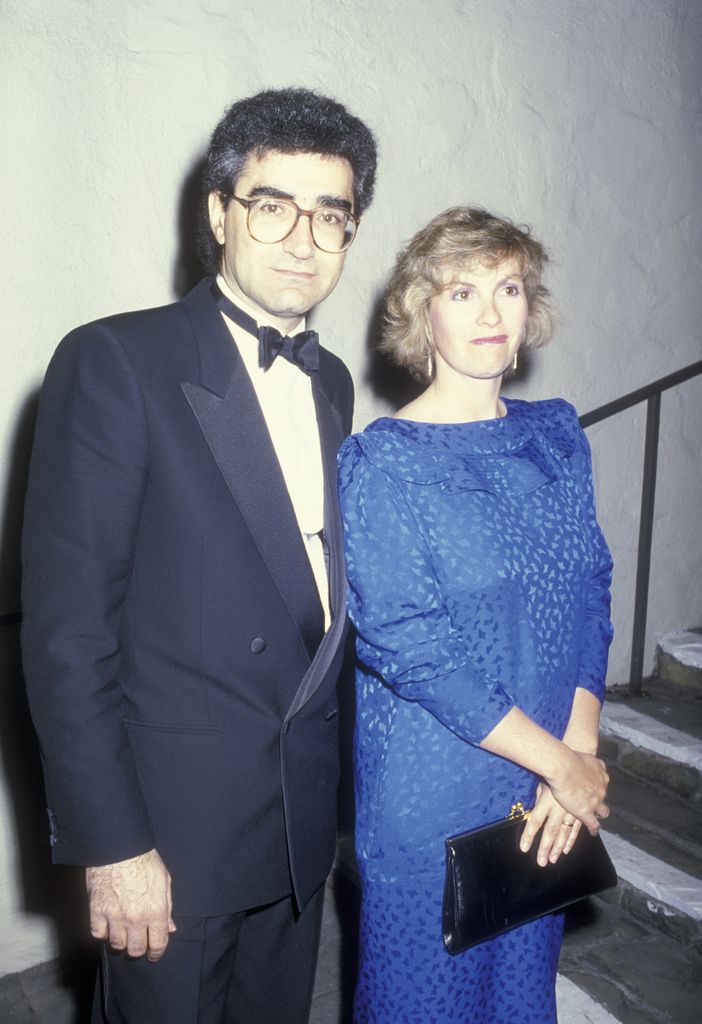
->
[579, 359, 702, 695]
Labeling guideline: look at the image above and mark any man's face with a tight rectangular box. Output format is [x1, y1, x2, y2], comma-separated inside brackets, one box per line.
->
[208, 150, 355, 330]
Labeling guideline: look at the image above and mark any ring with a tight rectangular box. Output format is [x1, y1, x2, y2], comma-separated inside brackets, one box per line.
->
[560, 822, 572, 830]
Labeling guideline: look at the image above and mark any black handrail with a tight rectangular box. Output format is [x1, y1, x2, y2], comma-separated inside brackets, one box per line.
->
[579, 359, 702, 695]
[579, 360, 702, 428]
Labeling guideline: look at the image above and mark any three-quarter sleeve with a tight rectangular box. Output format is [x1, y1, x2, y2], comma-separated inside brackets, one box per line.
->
[338, 437, 516, 744]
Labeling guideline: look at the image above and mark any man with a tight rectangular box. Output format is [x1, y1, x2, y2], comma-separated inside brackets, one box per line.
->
[21, 88, 377, 1023]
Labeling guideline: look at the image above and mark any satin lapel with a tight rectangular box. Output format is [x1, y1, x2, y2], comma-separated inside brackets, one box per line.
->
[284, 371, 348, 721]
[314, 373, 345, 622]
[180, 284, 324, 661]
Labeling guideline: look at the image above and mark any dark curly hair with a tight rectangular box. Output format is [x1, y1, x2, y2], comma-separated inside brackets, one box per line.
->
[196, 87, 378, 274]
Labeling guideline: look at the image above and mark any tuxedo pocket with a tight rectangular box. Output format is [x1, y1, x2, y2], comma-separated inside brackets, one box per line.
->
[122, 718, 221, 735]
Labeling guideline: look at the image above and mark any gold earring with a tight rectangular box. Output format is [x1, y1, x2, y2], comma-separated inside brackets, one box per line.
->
[512, 350, 519, 372]
[427, 353, 434, 379]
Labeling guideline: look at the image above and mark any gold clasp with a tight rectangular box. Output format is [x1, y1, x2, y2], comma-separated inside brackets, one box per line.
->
[508, 801, 527, 820]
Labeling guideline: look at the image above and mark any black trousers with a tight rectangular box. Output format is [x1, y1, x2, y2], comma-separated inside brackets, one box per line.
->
[91, 887, 326, 1024]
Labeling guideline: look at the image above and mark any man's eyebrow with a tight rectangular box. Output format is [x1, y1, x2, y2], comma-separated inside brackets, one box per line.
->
[318, 195, 353, 212]
[246, 185, 353, 212]
[247, 186, 295, 200]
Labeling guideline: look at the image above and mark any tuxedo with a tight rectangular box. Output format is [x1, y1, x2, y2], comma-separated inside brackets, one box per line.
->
[21, 277, 353, 920]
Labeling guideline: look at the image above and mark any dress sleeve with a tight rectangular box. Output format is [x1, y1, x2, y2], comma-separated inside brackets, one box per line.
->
[338, 437, 515, 744]
[573, 426, 614, 704]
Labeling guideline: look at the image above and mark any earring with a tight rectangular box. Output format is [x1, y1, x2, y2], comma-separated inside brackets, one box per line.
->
[427, 352, 434, 379]
[512, 350, 519, 373]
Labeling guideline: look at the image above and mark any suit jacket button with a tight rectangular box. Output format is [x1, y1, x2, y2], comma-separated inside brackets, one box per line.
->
[250, 637, 266, 654]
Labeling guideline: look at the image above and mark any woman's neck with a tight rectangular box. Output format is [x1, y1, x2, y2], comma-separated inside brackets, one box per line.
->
[396, 375, 505, 424]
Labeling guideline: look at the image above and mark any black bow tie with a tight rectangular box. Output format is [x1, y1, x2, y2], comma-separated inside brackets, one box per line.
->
[209, 280, 319, 375]
[255, 325, 320, 373]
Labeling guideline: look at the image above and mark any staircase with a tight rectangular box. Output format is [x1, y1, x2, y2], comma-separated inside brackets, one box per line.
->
[556, 629, 702, 1024]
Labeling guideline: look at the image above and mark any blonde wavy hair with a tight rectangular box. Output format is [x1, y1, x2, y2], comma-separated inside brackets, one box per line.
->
[381, 207, 554, 382]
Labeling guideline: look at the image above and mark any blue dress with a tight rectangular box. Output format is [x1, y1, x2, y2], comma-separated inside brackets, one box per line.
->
[337, 398, 613, 1024]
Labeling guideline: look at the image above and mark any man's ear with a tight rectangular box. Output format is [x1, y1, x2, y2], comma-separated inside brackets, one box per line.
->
[208, 191, 227, 245]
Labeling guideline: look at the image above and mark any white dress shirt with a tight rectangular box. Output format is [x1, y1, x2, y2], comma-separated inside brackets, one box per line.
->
[216, 275, 330, 629]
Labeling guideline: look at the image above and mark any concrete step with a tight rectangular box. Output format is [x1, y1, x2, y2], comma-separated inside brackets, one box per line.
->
[600, 698, 702, 802]
[598, 690, 702, 963]
[602, 762, 702, 880]
[600, 830, 702, 959]
[560, 889, 702, 1024]
[656, 629, 702, 691]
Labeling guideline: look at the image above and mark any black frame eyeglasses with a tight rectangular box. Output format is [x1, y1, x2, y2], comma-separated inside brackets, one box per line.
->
[228, 194, 359, 254]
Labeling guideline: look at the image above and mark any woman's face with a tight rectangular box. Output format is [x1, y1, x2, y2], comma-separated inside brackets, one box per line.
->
[428, 259, 528, 385]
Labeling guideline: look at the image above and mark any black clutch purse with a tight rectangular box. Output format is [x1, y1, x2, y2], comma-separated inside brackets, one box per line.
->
[442, 802, 617, 955]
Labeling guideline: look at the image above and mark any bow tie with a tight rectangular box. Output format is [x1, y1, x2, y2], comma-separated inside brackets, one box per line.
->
[256, 325, 320, 373]
[210, 280, 319, 375]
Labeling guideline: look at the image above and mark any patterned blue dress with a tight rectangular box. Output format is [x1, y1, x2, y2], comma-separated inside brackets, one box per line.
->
[337, 398, 613, 1023]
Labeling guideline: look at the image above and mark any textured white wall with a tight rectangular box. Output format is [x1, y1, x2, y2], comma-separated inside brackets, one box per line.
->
[2, 0, 701, 973]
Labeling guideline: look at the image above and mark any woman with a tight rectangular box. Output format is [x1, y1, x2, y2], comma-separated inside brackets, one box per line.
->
[337, 207, 613, 1023]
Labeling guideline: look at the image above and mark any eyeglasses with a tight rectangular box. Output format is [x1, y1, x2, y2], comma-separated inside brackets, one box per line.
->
[228, 194, 359, 253]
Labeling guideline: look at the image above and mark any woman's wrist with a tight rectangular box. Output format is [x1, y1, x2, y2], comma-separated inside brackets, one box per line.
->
[562, 726, 599, 756]
[541, 740, 578, 789]
[562, 687, 601, 755]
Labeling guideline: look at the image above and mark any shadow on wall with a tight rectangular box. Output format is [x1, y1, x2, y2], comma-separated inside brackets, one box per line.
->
[0, 392, 96, 1015]
[502, 353, 536, 395]
[363, 290, 422, 411]
[0, 391, 39, 620]
[0, 390, 45, 913]
[173, 156, 208, 299]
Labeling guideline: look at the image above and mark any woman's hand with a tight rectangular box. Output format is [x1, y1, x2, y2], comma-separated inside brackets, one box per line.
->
[479, 701, 609, 842]
[543, 746, 610, 835]
[519, 782, 583, 866]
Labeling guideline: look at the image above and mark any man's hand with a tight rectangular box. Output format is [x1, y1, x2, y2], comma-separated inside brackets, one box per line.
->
[86, 848, 176, 961]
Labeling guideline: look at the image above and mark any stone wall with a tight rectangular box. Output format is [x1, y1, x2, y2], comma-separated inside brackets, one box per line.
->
[2, 0, 701, 973]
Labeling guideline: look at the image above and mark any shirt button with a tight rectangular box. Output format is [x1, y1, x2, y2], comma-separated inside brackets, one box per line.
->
[249, 637, 266, 654]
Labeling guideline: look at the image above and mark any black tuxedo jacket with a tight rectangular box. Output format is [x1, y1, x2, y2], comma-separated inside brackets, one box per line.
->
[21, 278, 353, 916]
